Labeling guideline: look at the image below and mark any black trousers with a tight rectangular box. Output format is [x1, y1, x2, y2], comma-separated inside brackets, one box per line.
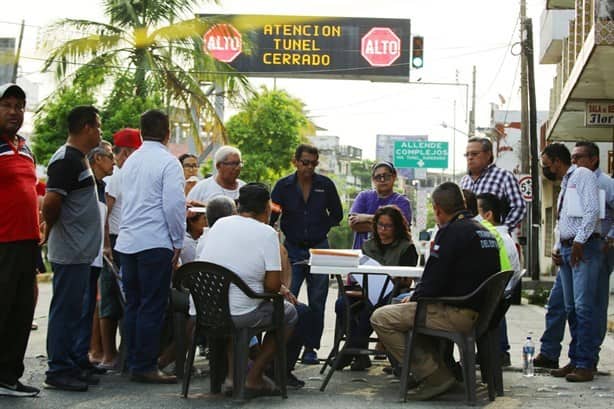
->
[0, 240, 37, 384]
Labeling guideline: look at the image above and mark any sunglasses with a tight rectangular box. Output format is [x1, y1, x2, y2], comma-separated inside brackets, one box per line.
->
[372, 173, 393, 182]
[298, 159, 318, 167]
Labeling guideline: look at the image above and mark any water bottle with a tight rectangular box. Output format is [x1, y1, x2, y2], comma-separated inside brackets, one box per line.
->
[522, 335, 535, 377]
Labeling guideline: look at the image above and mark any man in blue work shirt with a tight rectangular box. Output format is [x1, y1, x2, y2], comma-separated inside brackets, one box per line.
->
[271, 144, 343, 365]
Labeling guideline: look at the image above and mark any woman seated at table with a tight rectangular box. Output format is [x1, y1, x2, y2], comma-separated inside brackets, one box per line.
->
[335, 205, 418, 371]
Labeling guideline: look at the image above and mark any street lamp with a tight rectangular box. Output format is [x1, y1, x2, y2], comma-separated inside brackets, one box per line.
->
[441, 118, 470, 181]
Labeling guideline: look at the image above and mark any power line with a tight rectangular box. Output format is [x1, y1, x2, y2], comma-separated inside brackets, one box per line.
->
[476, 11, 520, 102]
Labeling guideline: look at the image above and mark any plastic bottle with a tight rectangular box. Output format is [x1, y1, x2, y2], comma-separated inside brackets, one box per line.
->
[522, 335, 535, 377]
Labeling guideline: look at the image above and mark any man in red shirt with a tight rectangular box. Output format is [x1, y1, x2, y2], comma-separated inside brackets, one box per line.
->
[0, 83, 40, 397]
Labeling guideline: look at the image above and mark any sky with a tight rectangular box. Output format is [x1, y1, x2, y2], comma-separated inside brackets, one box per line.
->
[1, 0, 555, 172]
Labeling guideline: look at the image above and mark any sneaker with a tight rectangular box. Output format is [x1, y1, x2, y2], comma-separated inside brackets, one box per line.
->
[0, 381, 40, 397]
[76, 370, 100, 385]
[301, 350, 319, 365]
[287, 373, 305, 389]
[44, 375, 88, 392]
[534, 353, 559, 369]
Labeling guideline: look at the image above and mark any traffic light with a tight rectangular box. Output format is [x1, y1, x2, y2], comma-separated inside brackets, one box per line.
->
[412, 36, 424, 69]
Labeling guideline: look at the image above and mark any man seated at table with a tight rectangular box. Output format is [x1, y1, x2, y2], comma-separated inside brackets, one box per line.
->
[370, 182, 501, 401]
[199, 183, 298, 397]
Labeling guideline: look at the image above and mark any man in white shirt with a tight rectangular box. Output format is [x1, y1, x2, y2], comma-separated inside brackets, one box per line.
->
[200, 183, 297, 395]
[115, 110, 186, 384]
[187, 145, 245, 203]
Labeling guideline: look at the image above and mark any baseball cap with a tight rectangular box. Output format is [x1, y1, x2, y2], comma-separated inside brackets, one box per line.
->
[113, 128, 142, 149]
[0, 83, 26, 101]
[371, 161, 396, 175]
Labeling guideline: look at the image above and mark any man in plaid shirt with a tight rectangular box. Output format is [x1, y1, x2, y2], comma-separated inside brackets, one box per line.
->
[460, 136, 526, 232]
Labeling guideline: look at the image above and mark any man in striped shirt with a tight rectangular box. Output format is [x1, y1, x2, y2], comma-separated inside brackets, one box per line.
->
[460, 136, 526, 232]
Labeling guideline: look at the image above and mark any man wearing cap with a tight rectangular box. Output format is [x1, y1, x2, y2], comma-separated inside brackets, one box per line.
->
[96, 128, 141, 370]
[270, 143, 343, 365]
[0, 83, 40, 397]
[349, 161, 412, 249]
[115, 110, 185, 384]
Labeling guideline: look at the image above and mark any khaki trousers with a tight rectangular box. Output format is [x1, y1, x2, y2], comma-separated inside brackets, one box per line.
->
[370, 302, 478, 381]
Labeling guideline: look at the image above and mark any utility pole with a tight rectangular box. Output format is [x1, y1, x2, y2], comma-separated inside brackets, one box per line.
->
[11, 20, 25, 83]
[469, 65, 476, 136]
[525, 18, 541, 280]
[520, 1, 530, 175]
[453, 99, 457, 181]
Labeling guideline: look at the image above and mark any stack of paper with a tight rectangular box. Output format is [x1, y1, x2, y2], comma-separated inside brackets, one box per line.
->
[309, 249, 361, 267]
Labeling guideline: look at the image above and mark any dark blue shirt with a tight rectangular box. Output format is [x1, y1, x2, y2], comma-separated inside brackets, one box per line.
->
[271, 172, 343, 246]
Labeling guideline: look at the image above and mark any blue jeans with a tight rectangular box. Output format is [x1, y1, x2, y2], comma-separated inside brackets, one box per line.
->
[285, 239, 330, 350]
[73, 267, 101, 368]
[335, 296, 374, 349]
[287, 303, 316, 372]
[539, 271, 566, 361]
[558, 238, 603, 369]
[46, 263, 91, 376]
[120, 248, 173, 373]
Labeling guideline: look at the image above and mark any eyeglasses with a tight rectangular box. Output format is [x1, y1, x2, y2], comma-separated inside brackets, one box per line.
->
[221, 160, 243, 168]
[183, 163, 199, 169]
[464, 151, 484, 158]
[372, 173, 393, 182]
[376, 222, 394, 230]
[298, 159, 318, 167]
[0, 101, 25, 113]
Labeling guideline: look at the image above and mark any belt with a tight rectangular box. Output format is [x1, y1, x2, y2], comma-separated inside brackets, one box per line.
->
[560, 233, 600, 247]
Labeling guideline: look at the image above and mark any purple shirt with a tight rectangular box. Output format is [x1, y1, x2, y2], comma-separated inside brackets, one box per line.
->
[350, 190, 412, 249]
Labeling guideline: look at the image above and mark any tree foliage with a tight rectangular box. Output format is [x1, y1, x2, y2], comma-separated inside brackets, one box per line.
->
[226, 87, 310, 186]
[100, 74, 164, 140]
[31, 85, 96, 165]
[41, 0, 251, 152]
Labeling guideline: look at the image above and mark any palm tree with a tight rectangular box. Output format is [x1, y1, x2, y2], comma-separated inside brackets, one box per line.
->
[41, 0, 250, 151]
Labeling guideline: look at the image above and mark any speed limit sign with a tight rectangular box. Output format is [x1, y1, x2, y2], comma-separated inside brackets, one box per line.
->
[518, 175, 532, 201]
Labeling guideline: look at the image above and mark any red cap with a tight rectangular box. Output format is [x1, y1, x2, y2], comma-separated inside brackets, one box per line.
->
[113, 128, 142, 149]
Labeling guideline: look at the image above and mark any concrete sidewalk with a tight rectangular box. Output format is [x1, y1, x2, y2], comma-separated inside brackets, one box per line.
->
[13, 282, 614, 408]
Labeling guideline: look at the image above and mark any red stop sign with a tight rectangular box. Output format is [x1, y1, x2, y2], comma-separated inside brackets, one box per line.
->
[203, 24, 242, 63]
[360, 27, 401, 67]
